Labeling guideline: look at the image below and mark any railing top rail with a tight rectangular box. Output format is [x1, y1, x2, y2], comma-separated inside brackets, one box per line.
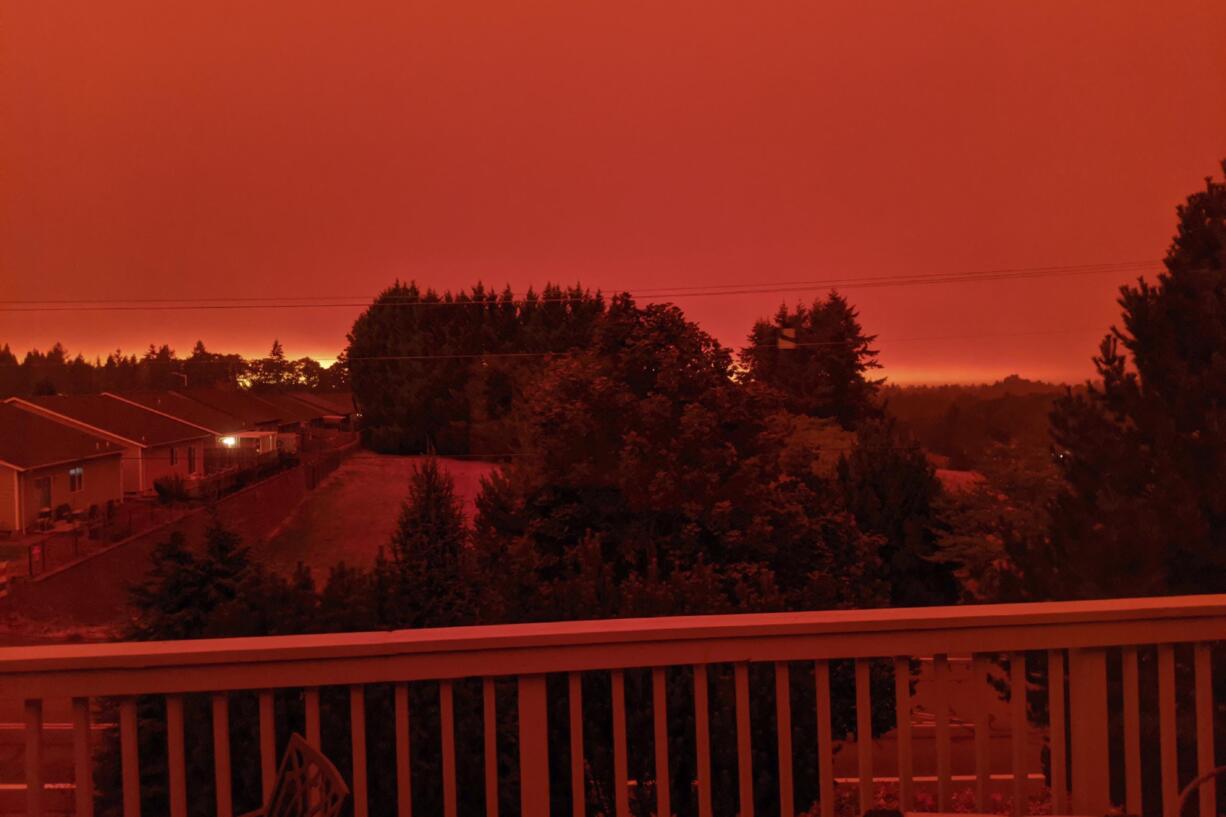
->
[2, 594, 1225, 676]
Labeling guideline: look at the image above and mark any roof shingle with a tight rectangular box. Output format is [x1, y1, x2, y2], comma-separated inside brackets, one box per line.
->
[16, 395, 210, 448]
[0, 403, 123, 470]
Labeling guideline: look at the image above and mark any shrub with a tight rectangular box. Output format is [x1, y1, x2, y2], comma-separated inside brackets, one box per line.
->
[153, 474, 189, 504]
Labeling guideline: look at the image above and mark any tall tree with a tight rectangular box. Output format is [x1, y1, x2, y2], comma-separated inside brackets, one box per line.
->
[1039, 162, 1226, 599]
[741, 291, 883, 428]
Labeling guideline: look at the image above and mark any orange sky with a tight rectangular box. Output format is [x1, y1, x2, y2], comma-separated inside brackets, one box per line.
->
[3, 1, 1225, 383]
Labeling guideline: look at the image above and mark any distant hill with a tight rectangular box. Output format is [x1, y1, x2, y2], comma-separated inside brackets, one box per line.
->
[883, 375, 1071, 468]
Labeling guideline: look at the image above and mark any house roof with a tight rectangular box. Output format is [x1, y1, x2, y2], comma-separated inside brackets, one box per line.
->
[13, 395, 210, 448]
[252, 392, 325, 423]
[289, 391, 355, 416]
[0, 403, 123, 471]
[106, 391, 246, 434]
[174, 389, 282, 426]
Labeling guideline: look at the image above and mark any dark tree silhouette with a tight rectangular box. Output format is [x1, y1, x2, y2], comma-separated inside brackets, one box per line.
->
[741, 291, 883, 429]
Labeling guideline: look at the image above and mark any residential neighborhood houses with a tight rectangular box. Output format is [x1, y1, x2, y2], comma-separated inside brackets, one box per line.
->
[0, 403, 125, 535]
[6, 394, 209, 495]
[0, 390, 356, 535]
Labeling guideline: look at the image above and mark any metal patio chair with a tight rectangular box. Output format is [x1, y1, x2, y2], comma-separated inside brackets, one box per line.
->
[240, 733, 350, 817]
[1177, 764, 1226, 817]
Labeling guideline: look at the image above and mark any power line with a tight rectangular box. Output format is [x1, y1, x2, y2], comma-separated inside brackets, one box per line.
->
[343, 326, 1106, 362]
[0, 260, 1163, 312]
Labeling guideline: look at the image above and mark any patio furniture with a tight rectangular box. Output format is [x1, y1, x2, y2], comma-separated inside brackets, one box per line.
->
[1177, 764, 1226, 817]
[239, 733, 349, 817]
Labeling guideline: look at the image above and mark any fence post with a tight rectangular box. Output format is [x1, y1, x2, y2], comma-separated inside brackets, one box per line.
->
[1068, 647, 1110, 815]
[519, 674, 550, 816]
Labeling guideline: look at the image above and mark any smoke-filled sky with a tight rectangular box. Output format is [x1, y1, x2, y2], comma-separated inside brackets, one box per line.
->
[3, 1, 1224, 383]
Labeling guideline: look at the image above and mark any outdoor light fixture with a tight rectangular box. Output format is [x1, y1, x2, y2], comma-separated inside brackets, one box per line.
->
[220, 436, 238, 448]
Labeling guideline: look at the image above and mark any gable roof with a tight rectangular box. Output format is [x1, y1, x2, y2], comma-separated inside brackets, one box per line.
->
[289, 391, 355, 416]
[0, 403, 124, 471]
[253, 392, 325, 423]
[174, 389, 281, 426]
[105, 391, 245, 434]
[11, 395, 210, 448]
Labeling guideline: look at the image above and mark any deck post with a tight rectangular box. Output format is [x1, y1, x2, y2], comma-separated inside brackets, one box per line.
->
[1067, 647, 1110, 816]
[519, 674, 550, 816]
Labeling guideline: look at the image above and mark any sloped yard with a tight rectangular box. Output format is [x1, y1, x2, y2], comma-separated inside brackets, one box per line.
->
[261, 454, 496, 578]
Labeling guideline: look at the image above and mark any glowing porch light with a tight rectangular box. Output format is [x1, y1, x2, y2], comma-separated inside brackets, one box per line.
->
[220, 436, 238, 448]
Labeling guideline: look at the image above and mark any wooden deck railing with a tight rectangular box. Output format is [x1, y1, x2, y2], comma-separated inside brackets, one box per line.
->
[2, 595, 1225, 817]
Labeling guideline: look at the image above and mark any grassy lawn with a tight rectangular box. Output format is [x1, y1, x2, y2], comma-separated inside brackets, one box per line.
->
[261, 454, 496, 578]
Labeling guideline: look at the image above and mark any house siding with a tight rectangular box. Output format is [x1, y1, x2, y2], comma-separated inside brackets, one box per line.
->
[0, 466, 17, 532]
[143, 440, 207, 490]
[18, 455, 123, 531]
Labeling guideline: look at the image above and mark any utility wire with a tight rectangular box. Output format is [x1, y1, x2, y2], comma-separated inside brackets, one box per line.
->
[0, 260, 1163, 311]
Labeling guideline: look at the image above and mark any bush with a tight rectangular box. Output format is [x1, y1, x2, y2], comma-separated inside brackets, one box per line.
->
[153, 474, 189, 504]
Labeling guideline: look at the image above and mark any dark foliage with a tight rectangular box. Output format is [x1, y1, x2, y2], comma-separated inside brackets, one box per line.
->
[346, 281, 605, 455]
[741, 292, 883, 429]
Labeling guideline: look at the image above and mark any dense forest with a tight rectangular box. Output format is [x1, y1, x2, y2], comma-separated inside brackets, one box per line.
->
[0, 339, 347, 396]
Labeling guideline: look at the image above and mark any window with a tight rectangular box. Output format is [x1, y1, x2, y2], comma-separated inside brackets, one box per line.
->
[35, 476, 52, 509]
[169, 447, 178, 466]
[68, 467, 84, 492]
[187, 445, 197, 475]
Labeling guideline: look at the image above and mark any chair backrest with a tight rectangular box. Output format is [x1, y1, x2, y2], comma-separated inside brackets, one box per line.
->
[1177, 764, 1226, 817]
[265, 733, 350, 817]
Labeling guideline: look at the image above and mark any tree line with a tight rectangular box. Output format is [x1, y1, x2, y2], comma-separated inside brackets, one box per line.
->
[0, 338, 348, 396]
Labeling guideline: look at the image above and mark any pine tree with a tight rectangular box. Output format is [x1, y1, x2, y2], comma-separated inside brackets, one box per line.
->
[1041, 162, 1226, 598]
[379, 457, 473, 627]
[742, 291, 883, 428]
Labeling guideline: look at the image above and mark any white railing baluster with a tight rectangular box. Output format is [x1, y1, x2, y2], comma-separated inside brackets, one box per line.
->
[351, 685, 369, 817]
[815, 659, 834, 817]
[973, 653, 991, 810]
[395, 682, 412, 817]
[612, 669, 630, 817]
[25, 698, 43, 817]
[119, 697, 141, 817]
[1159, 644, 1178, 817]
[735, 662, 755, 817]
[212, 692, 231, 817]
[894, 656, 913, 812]
[694, 665, 713, 817]
[487, 677, 502, 817]
[258, 690, 276, 802]
[166, 695, 187, 817]
[73, 696, 94, 817]
[1047, 650, 1068, 815]
[1122, 645, 1142, 817]
[1195, 643, 1216, 817]
[1010, 652, 1027, 817]
[1068, 647, 1110, 816]
[855, 658, 873, 815]
[519, 674, 551, 817]
[304, 686, 321, 749]
[934, 653, 951, 812]
[441, 680, 457, 817]
[776, 661, 794, 817]
[652, 667, 671, 817]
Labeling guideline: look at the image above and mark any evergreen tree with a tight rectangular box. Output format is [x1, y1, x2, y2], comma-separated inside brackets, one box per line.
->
[1037, 163, 1226, 599]
[376, 457, 474, 628]
[741, 291, 883, 428]
[837, 418, 959, 606]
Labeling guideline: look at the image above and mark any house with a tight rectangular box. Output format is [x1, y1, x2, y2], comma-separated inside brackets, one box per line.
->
[248, 392, 327, 452]
[171, 389, 283, 454]
[5, 395, 210, 496]
[104, 391, 277, 470]
[0, 403, 124, 534]
[288, 391, 358, 429]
